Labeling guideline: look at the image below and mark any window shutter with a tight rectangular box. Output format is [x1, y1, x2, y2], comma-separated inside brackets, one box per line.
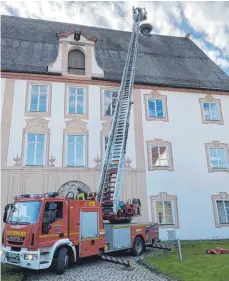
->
[68, 50, 85, 75]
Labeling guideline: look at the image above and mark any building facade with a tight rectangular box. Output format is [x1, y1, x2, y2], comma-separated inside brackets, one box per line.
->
[1, 15, 229, 240]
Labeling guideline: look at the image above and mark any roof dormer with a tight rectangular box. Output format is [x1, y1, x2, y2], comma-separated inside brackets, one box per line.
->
[48, 29, 104, 79]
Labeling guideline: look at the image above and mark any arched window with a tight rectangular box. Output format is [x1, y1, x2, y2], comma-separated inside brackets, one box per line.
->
[68, 49, 85, 75]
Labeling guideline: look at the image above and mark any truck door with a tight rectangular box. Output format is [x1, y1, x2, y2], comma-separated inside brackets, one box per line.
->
[80, 208, 100, 257]
[39, 200, 68, 248]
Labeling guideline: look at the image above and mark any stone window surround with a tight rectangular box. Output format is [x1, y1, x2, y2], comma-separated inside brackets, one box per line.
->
[64, 83, 89, 119]
[62, 118, 89, 168]
[25, 81, 52, 118]
[144, 90, 169, 122]
[62, 42, 93, 79]
[100, 86, 119, 121]
[21, 117, 50, 168]
[205, 141, 229, 173]
[199, 94, 223, 125]
[150, 192, 179, 229]
[211, 192, 229, 228]
[147, 139, 174, 171]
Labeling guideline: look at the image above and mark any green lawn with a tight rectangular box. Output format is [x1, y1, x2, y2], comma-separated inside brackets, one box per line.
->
[1, 264, 24, 281]
[146, 240, 229, 281]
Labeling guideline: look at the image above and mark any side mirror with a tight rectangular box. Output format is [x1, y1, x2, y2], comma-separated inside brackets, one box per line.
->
[3, 204, 12, 223]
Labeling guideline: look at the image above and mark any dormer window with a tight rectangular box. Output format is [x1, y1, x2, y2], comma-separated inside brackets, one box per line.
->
[68, 49, 85, 75]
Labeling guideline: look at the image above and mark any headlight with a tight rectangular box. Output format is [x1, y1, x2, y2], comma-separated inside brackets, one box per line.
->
[0, 250, 3, 255]
[24, 254, 38, 260]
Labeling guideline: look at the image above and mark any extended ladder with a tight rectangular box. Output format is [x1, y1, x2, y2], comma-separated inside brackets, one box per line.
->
[96, 7, 149, 216]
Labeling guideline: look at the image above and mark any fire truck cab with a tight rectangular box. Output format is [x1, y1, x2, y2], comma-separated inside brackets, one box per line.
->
[1, 193, 159, 274]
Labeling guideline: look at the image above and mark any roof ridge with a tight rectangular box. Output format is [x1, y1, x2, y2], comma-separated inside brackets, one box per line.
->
[1, 14, 187, 40]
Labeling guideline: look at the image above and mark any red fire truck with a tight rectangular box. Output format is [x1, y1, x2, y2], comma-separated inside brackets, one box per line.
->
[1, 7, 158, 274]
[1, 192, 158, 274]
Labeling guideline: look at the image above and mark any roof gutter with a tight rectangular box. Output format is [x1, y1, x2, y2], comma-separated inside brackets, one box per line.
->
[92, 76, 229, 93]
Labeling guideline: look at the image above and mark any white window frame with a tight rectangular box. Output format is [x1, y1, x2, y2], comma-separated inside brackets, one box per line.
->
[216, 200, 229, 224]
[24, 133, 46, 166]
[103, 89, 119, 116]
[202, 102, 220, 121]
[208, 147, 229, 169]
[154, 200, 175, 225]
[29, 84, 48, 112]
[147, 98, 165, 118]
[65, 134, 85, 167]
[150, 145, 170, 167]
[104, 135, 109, 155]
[67, 86, 85, 115]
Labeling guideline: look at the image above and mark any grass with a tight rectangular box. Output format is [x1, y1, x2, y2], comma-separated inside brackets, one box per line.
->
[146, 240, 229, 281]
[1, 264, 24, 281]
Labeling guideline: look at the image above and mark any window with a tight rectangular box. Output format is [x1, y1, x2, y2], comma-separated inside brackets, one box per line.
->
[151, 145, 169, 167]
[216, 200, 229, 224]
[29, 85, 48, 112]
[144, 91, 169, 121]
[25, 134, 46, 166]
[68, 49, 85, 75]
[103, 89, 118, 116]
[203, 102, 220, 121]
[44, 202, 63, 221]
[68, 87, 84, 114]
[155, 201, 174, 225]
[212, 193, 229, 227]
[150, 193, 179, 228]
[148, 99, 164, 118]
[199, 95, 223, 125]
[147, 139, 174, 171]
[65, 135, 85, 167]
[208, 148, 228, 169]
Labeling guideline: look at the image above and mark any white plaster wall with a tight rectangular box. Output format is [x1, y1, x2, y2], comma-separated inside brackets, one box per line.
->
[1, 78, 6, 119]
[87, 85, 101, 168]
[141, 89, 229, 240]
[49, 82, 65, 166]
[91, 48, 104, 75]
[7, 80, 27, 166]
[48, 44, 62, 73]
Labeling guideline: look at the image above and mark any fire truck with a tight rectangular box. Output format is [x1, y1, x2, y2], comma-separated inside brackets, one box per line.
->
[1, 7, 159, 274]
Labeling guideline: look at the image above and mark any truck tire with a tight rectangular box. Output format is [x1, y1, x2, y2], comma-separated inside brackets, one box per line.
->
[56, 247, 69, 275]
[132, 237, 144, 256]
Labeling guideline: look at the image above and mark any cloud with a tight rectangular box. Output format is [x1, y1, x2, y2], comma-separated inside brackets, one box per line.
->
[0, 1, 228, 75]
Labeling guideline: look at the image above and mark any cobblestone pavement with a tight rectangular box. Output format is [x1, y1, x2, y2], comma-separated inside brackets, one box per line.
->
[25, 251, 168, 281]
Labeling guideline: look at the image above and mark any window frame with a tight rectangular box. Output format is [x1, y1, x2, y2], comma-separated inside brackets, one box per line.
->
[68, 49, 86, 75]
[199, 94, 223, 125]
[147, 98, 165, 119]
[65, 134, 86, 168]
[150, 193, 179, 229]
[65, 84, 88, 119]
[24, 133, 47, 167]
[205, 142, 229, 173]
[147, 139, 174, 171]
[216, 200, 229, 225]
[101, 87, 119, 120]
[144, 91, 169, 122]
[25, 82, 51, 117]
[154, 200, 175, 225]
[212, 193, 229, 228]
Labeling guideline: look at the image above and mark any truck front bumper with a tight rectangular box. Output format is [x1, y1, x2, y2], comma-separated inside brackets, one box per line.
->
[1, 246, 42, 270]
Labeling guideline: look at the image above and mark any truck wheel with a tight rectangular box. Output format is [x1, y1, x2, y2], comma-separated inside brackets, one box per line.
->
[132, 237, 144, 256]
[56, 247, 69, 275]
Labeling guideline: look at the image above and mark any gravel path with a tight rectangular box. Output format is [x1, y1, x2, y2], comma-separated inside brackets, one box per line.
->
[25, 251, 168, 281]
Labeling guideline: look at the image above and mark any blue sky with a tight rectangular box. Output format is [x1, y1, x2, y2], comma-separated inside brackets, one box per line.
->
[1, 1, 229, 75]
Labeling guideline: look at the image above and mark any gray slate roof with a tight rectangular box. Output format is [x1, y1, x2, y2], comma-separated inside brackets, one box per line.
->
[1, 15, 229, 91]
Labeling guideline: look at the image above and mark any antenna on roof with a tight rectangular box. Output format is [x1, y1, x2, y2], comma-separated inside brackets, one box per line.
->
[185, 33, 191, 39]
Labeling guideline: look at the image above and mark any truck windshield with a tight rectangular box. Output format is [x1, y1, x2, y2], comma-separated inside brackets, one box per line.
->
[7, 201, 42, 224]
